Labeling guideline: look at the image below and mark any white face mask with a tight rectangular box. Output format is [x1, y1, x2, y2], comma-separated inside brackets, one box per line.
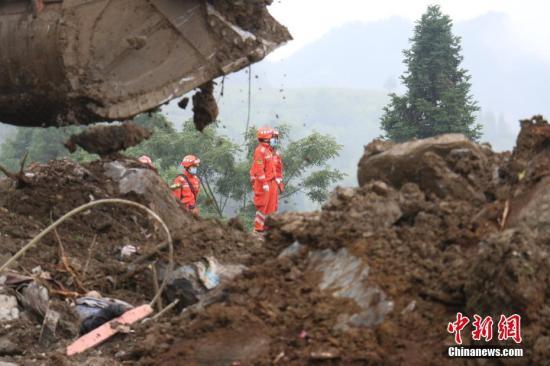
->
[188, 167, 198, 175]
[270, 138, 278, 147]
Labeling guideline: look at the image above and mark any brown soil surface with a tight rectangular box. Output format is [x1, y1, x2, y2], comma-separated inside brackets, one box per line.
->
[2, 117, 550, 365]
[192, 82, 219, 132]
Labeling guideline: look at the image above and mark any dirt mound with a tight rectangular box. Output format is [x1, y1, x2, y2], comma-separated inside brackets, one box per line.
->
[2, 117, 550, 365]
[119, 119, 550, 366]
[0, 157, 261, 364]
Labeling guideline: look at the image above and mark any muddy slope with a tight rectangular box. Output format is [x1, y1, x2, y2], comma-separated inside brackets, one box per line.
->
[125, 118, 550, 366]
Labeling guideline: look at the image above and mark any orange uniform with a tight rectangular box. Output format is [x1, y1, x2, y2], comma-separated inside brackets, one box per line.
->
[272, 149, 284, 211]
[250, 142, 277, 232]
[171, 172, 200, 213]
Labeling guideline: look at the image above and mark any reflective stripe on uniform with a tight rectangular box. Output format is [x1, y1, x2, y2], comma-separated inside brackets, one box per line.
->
[256, 211, 266, 219]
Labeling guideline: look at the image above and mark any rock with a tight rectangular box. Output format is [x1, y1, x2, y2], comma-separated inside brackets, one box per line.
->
[103, 160, 193, 235]
[307, 248, 394, 330]
[278, 241, 305, 259]
[0, 337, 20, 356]
[507, 176, 550, 235]
[64, 123, 152, 157]
[358, 134, 488, 203]
[0, 361, 19, 366]
[0, 295, 19, 322]
[39, 308, 60, 346]
[465, 229, 549, 318]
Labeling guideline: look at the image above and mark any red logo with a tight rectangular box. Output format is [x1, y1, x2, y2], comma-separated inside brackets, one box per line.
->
[497, 314, 522, 344]
[447, 312, 470, 345]
[448, 313, 522, 345]
[472, 315, 494, 342]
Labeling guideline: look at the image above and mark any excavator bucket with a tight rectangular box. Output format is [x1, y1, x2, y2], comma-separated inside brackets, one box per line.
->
[0, 0, 290, 127]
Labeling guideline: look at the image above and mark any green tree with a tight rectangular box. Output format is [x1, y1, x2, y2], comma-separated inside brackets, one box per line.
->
[1, 112, 344, 227]
[128, 113, 344, 223]
[0, 126, 95, 170]
[381, 5, 481, 142]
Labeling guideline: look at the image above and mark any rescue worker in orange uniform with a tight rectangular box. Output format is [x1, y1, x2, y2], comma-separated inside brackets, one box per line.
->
[250, 127, 278, 233]
[137, 155, 157, 173]
[171, 155, 201, 215]
[271, 129, 284, 212]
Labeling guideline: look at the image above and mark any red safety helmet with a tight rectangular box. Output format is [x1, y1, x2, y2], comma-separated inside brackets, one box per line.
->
[257, 126, 274, 140]
[272, 128, 280, 137]
[180, 155, 201, 168]
[138, 155, 153, 166]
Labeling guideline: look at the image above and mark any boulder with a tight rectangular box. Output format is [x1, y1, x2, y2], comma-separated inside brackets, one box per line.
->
[358, 134, 489, 203]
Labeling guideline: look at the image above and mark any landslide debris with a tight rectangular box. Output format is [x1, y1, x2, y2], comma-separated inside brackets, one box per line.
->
[2, 116, 550, 365]
[64, 123, 152, 157]
[123, 116, 549, 366]
[0, 156, 262, 365]
[192, 81, 219, 132]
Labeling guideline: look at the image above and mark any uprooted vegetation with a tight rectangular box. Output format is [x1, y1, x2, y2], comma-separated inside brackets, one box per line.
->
[0, 116, 549, 365]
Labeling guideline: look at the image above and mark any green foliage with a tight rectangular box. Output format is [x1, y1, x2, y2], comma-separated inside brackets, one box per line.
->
[127, 113, 344, 222]
[0, 112, 344, 227]
[381, 5, 481, 142]
[0, 126, 96, 170]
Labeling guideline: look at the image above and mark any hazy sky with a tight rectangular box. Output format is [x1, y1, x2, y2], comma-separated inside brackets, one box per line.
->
[268, 0, 550, 61]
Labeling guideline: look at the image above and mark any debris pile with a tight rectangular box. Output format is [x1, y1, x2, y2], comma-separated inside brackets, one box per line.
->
[1, 116, 550, 365]
[0, 156, 260, 365]
[127, 116, 548, 365]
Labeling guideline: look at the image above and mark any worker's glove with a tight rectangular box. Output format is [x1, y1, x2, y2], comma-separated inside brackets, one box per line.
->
[262, 184, 270, 192]
[275, 178, 282, 184]
[250, 176, 255, 184]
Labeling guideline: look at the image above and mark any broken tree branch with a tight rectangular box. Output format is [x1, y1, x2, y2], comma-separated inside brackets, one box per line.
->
[150, 264, 163, 312]
[0, 151, 30, 188]
[50, 211, 87, 294]
[0, 199, 173, 311]
[83, 235, 98, 276]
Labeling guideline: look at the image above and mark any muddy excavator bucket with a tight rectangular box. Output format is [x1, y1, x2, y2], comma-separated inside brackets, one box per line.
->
[0, 0, 290, 127]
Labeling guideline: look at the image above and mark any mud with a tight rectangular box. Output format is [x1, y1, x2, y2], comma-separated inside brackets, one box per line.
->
[0, 156, 262, 365]
[64, 123, 152, 157]
[0, 0, 290, 127]
[2, 117, 550, 365]
[192, 82, 219, 132]
[122, 117, 549, 366]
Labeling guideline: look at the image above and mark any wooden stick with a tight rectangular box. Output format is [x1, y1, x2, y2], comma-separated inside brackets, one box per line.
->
[0, 151, 30, 188]
[499, 200, 510, 231]
[52, 224, 87, 293]
[149, 299, 179, 322]
[150, 264, 163, 312]
[0, 199, 174, 310]
[83, 235, 98, 276]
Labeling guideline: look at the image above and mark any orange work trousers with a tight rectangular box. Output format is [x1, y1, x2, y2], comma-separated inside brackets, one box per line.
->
[253, 180, 278, 232]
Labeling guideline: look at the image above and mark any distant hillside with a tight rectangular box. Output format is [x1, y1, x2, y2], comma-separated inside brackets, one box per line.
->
[257, 12, 550, 151]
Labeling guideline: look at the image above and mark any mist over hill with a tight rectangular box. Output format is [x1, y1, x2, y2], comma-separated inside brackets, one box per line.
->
[164, 11, 550, 193]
